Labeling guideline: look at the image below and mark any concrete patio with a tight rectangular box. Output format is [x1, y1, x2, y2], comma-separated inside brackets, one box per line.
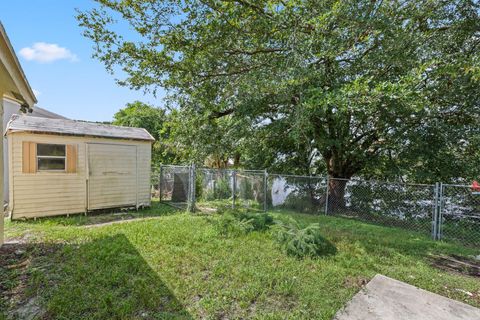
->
[335, 274, 480, 320]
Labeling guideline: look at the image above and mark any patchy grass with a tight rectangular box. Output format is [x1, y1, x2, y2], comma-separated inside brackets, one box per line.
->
[1, 204, 480, 319]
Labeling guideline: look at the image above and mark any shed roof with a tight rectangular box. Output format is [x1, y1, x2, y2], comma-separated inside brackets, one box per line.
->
[6, 115, 155, 141]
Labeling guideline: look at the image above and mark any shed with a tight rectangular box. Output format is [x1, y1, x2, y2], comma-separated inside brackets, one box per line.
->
[5, 115, 154, 219]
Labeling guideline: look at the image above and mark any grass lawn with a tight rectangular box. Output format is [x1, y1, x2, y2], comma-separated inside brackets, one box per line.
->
[1, 202, 480, 319]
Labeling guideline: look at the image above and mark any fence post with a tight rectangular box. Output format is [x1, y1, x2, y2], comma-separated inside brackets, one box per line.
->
[325, 176, 330, 215]
[158, 165, 163, 203]
[188, 163, 196, 213]
[433, 182, 439, 240]
[263, 169, 268, 212]
[437, 183, 444, 240]
[232, 170, 237, 209]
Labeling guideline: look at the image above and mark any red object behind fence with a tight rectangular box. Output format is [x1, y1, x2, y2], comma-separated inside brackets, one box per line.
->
[471, 181, 480, 192]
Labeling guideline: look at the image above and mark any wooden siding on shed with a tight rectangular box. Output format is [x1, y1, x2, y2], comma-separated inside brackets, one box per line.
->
[8, 132, 151, 219]
[87, 143, 137, 210]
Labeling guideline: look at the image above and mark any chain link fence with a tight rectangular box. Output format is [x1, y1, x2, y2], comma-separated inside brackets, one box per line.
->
[326, 178, 436, 237]
[235, 170, 267, 211]
[439, 184, 480, 245]
[157, 165, 195, 210]
[155, 165, 480, 246]
[196, 168, 234, 211]
[267, 174, 327, 214]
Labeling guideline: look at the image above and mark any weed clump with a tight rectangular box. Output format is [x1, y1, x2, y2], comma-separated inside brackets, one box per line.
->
[214, 208, 274, 236]
[215, 214, 254, 237]
[273, 218, 337, 258]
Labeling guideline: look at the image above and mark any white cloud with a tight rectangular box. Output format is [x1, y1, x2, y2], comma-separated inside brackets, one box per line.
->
[32, 89, 41, 97]
[19, 42, 78, 63]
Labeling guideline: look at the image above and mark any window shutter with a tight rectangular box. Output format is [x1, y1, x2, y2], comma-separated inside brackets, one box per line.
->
[22, 142, 37, 173]
[66, 144, 77, 173]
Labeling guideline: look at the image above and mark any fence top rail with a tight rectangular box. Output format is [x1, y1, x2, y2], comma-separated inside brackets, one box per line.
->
[198, 168, 234, 172]
[328, 176, 435, 187]
[197, 167, 265, 174]
[161, 164, 442, 187]
[269, 173, 327, 179]
[442, 183, 472, 188]
[161, 164, 192, 168]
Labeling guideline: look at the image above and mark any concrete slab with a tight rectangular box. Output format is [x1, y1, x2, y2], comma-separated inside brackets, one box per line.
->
[334, 274, 480, 320]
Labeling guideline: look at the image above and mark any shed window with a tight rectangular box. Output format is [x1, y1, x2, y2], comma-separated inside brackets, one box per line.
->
[37, 144, 66, 171]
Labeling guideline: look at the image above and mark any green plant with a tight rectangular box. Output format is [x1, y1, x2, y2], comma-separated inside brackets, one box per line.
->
[215, 178, 232, 199]
[282, 193, 318, 213]
[195, 173, 203, 200]
[238, 178, 254, 200]
[203, 177, 232, 201]
[234, 211, 274, 231]
[273, 219, 337, 258]
[215, 213, 254, 237]
[214, 209, 274, 236]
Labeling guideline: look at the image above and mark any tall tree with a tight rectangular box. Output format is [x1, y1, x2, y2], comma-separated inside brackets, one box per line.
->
[113, 101, 176, 171]
[78, 1, 480, 208]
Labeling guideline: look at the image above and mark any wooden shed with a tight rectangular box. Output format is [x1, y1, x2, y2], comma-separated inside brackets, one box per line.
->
[5, 115, 154, 219]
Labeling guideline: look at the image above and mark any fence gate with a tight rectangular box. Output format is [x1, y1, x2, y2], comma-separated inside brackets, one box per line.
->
[437, 184, 480, 245]
[159, 165, 195, 211]
[87, 143, 138, 210]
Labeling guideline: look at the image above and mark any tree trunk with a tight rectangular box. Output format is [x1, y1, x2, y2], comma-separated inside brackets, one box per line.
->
[327, 178, 348, 213]
[324, 155, 357, 214]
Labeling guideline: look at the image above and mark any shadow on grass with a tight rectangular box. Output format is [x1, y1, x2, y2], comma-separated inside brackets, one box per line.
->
[1, 235, 192, 320]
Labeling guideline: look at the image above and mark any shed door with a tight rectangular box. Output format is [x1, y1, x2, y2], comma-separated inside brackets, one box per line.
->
[87, 143, 137, 210]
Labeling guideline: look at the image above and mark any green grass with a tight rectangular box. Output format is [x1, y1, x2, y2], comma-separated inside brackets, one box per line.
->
[1, 203, 480, 319]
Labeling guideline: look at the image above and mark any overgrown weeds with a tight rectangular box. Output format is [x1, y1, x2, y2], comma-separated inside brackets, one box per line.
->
[273, 218, 337, 258]
[214, 208, 274, 237]
[214, 209, 336, 259]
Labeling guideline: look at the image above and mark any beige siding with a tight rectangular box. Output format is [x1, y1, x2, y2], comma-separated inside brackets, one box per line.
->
[8, 132, 151, 219]
[88, 143, 137, 210]
[136, 143, 151, 206]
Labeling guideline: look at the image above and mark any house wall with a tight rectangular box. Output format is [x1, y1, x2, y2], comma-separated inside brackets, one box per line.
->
[0, 97, 3, 245]
[8, 132, 151, 219]
[3, 98, 21, 202]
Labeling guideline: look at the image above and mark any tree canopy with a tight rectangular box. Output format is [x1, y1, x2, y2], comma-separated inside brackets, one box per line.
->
[78, 0, 480, 184]
[113, 101, 176, 170]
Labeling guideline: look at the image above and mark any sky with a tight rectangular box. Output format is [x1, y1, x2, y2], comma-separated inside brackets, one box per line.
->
[0, 0, 163, 122]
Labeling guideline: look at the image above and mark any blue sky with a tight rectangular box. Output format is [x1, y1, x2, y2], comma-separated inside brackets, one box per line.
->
[0, 0, 163, 121]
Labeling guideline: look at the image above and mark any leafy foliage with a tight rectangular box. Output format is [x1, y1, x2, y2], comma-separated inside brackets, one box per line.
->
[215, 208, 274, 236]
[78, 1, 480, 179]
[215, 213, 255, 237]
[202, 177, 232, 201]
[112, 101, 177, 172]
[233, 211, 275, 232]
[274, 219, 337, 258]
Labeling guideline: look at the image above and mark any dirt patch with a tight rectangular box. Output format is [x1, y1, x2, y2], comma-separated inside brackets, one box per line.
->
[10, 296, 45, 320]
[343, 276, 369, 289]
[83, 215, 163, 228]
[0, 242, 61, 319]
[430, 254, 480, 277]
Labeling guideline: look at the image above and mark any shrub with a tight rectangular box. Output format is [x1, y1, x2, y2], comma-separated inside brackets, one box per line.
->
[203, 177, 232, 201]
[273, 219, 337, 258]
[214, 209, 274, 236]
[234, 211, 274, 231]
[195, 173, 203, 200]
[238, 177, 254, 200]
[215, 213, 254, 237]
